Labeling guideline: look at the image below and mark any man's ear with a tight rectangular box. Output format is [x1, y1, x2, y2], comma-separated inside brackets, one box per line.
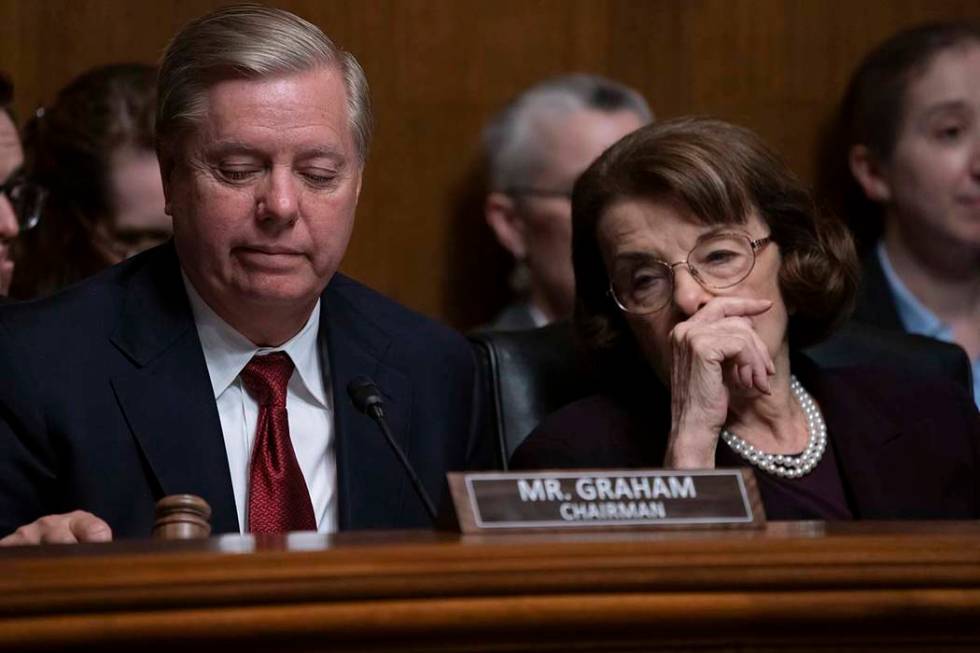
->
[156, 143, 175, 216]
[485, 192, 527, 259]
[849, 144, 892, 203]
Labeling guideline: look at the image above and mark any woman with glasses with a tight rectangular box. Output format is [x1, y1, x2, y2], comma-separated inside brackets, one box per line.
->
[511, 117, 980, 520]
[9, 64, 168, 300]
[0, 73, 44, 298]
[0, 73, 20, 297]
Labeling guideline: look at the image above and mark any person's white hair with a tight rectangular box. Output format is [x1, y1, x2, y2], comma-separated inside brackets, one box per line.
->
[157, 4, 371, 166]
[482, 74, 652, 192]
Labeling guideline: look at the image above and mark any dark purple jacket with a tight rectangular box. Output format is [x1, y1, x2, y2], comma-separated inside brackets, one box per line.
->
[512, 355, 980, 520]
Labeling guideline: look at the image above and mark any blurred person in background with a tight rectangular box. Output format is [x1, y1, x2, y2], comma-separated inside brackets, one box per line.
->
[821, 23, 980, 408]
[482, 74, 652, 330]
[0, 72, 43, 299]
[0, 73, 21, 298]
[11, 63, 169, 299]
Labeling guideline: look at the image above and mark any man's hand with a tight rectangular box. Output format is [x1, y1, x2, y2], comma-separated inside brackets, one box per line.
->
[0, 511, 112, 545]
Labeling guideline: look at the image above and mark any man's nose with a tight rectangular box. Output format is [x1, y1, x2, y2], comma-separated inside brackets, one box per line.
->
[256, 168, 299, 225]
[670, 265, 711, 317]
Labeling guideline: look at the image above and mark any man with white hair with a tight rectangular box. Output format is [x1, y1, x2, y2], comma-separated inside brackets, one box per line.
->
[483, 74, 652, 329]
[0, 5, 489, 544]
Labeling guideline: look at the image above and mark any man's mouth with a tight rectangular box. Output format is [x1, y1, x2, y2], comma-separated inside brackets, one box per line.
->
[236, 245, 305, 258]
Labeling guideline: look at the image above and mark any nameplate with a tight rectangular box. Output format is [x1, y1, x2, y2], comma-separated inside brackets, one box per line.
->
[449, 469, 765, 533]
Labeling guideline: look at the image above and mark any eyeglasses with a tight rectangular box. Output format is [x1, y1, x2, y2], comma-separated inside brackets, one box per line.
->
[0, 173, 46, 233]
[608, 232, 773, 314]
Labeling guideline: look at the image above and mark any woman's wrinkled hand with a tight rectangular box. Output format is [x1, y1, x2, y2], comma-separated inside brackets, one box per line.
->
[664, 297, 775, 468]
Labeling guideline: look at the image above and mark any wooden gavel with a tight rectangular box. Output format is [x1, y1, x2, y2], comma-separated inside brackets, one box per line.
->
[152, 494, 212, 540]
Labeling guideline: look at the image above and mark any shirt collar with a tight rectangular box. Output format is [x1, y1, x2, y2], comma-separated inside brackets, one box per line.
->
[876, 242, 948, 338]
[182, 272, 327, 407]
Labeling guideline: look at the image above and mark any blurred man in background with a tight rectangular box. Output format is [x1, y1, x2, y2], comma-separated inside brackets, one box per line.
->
[0, 74, 24, 296]
[482, 74, 652, 330]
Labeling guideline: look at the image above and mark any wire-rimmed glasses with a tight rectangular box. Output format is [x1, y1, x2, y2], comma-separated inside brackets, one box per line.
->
[608, 232, 773, 314]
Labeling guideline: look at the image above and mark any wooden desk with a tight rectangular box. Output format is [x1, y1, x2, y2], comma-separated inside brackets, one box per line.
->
[1, 521, 979, 651]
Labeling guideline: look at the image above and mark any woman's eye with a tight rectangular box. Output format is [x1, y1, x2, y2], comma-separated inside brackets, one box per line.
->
[934, 124, 964, 141]
[631, 270, 666, 291]
[703, 249, 739, 264]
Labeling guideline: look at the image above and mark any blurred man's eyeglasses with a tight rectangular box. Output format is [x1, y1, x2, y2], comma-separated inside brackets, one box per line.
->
[0, 173, 45, 233]
[608, 232, 773, 315]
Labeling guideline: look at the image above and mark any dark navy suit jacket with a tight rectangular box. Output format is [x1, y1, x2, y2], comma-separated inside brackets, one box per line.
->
[0, 244, 491, 537]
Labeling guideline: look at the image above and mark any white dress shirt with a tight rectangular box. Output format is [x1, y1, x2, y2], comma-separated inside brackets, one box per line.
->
[182, 275, 337, 533]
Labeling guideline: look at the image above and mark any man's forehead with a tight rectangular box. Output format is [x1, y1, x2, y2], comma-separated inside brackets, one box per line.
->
[203, 138, 349, 164]
[187, 67, 354, 153]
[532, 108, 638, 181]
[205, 67, 347, 117]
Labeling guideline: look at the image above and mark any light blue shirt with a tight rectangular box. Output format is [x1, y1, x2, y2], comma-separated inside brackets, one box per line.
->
[877, 242, 980, 409]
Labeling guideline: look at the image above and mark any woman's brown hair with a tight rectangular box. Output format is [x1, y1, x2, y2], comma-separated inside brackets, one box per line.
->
[11, 64, 157, 299]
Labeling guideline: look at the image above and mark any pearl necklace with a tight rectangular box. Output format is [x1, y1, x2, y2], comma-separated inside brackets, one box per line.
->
[720, 375, 826, 479]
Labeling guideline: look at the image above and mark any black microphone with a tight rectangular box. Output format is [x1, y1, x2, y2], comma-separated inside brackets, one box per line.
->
[347, 376, 438, 523]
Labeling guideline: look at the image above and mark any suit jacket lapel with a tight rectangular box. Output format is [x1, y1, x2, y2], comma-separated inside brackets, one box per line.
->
[108, 245, 239, 534]
[321, 277, 413, 530]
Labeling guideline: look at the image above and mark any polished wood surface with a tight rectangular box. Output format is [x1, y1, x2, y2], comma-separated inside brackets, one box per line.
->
[3, 1, 980, 326]
[2, 522, 980, 651]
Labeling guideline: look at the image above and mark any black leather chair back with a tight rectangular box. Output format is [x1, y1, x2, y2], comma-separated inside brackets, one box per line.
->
[470, 322, 596, 468]
[471, 321, 973, 468]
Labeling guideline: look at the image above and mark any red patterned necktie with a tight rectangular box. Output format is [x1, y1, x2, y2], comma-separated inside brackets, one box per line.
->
[240, 352, 316, 533]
